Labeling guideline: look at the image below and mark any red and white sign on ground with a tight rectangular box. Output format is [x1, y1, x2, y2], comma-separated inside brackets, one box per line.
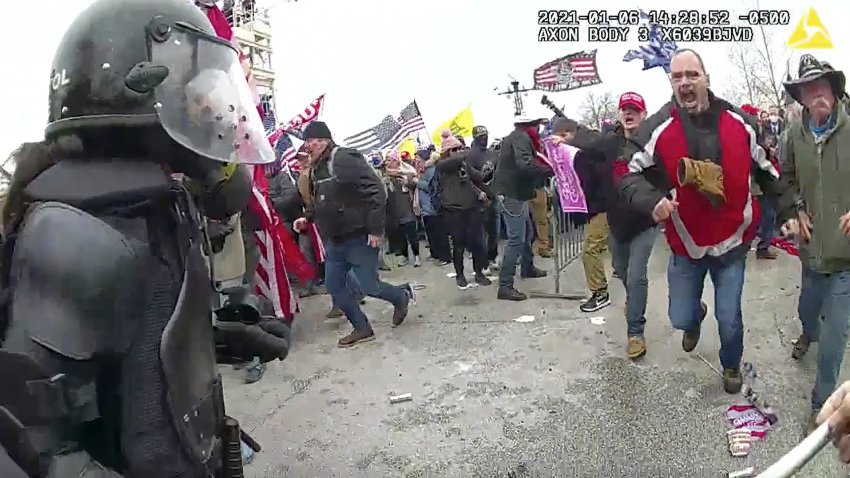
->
[726, 404, 773, 440]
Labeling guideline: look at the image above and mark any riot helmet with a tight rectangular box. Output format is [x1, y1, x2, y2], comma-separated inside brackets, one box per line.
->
[45, 0, 274, 165]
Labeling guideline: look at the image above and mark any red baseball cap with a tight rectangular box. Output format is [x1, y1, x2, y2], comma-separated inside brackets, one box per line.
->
[618, 92, 646, 112]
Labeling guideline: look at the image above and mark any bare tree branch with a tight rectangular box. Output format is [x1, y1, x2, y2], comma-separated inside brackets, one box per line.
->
[578, 91, 617, 128]
[724, 0, 787, 108]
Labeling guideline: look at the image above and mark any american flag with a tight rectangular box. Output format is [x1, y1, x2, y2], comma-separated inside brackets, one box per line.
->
[266, 133, 298, 175]
[623, 12, 678, 73]
[199, 0, 309, 321]
[380, 101, 426, 151]
[343, 114, 402, 154]
[533, 50, 601, 92]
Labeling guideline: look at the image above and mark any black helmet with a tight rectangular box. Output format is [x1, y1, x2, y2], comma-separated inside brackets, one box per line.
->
[46, 0, 274, 165]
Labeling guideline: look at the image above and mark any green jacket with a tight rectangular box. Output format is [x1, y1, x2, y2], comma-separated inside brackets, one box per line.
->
[776, 105, 850, 273]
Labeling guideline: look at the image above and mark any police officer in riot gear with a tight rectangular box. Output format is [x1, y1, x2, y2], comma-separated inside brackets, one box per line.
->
[0, 0, 286, 476]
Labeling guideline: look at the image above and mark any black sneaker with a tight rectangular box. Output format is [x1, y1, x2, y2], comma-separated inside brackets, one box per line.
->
[456, 275, 470, 290]
[682, 301, 708, 352]
[520, 266, 547, 279]
[580, 291, 611, 313]
[474, 272, 492, 286]
[497, 286, 527, 301]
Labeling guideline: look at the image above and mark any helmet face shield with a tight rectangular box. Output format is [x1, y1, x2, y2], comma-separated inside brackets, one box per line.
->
[150, 23, 274, 165]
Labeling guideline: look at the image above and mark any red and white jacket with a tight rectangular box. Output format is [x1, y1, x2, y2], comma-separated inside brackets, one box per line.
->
[617, 97, 779, 260]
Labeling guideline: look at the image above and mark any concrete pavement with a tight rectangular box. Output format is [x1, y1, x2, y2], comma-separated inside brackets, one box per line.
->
[223, 238, 850, 477]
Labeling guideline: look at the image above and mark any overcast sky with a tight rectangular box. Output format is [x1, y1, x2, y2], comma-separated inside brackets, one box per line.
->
[2, 0, 847, 161]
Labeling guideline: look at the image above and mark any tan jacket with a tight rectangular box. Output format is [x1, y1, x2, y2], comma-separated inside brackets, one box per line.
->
[298, 165, 313, 212]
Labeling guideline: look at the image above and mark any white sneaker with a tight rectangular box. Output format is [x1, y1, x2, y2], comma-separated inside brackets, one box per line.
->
[414, 256, 422, 267]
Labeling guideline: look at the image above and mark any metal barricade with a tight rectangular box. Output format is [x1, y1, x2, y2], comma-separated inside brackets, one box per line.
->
[551, 203, 585, 294]
[529, 186, 586, 300]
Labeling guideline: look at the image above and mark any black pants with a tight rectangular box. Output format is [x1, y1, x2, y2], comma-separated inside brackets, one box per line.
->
[443, 207, 487, 276]
[393, 220, 420, 259]
[387, 226, 405, 256]
[423, 215, 451, 261]
[483, 201, 499, 262]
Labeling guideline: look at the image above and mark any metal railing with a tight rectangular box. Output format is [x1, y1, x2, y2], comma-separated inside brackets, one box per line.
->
[550, 189, 585, 295]
[225, 1, 272, 30]
[755, 422, 830, 477]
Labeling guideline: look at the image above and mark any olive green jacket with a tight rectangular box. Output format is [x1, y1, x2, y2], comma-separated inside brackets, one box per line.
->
[776, 105, 850, 273]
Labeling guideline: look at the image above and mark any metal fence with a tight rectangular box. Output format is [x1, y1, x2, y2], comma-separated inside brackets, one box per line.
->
[548, 186, 585, 296]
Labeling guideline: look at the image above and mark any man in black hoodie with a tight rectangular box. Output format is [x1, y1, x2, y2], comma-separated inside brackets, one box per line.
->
[435, 131, 493, 288]
[295, 122, 415, 347]
[466, 125, 500, 264]
[573, 92, 661, 359]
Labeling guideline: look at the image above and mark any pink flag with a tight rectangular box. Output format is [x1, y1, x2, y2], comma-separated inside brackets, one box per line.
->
[543, 139, 588, 213]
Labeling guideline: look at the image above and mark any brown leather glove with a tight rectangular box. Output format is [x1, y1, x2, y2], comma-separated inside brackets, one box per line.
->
[677, 157, 726, 207]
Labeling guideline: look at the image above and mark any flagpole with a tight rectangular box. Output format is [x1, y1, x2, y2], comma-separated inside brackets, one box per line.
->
[414, 99, 433, 146]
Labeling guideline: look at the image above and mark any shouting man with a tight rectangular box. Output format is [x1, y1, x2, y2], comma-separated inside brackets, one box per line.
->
[617, 49, 778, 392]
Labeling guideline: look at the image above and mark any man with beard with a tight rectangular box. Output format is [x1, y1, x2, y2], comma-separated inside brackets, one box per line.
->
[295, 122, 415, 347]
[466, 125, 501, 265]
[776, 55, 850, 431]
[617, 49, 779, 392]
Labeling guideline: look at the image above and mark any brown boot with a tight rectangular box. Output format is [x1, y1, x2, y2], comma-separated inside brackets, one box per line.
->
[537, 248, 554, 258]
[627, 336, 646, 359]
[723, 367, 743, 394]
[682, 301, 708, 352]
[337, 329, 375, 348]
[792, 334, 816, 360]
[756, 248, 778, 260]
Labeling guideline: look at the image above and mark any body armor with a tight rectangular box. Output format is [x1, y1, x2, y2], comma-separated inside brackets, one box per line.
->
[0, 160, 229, 477]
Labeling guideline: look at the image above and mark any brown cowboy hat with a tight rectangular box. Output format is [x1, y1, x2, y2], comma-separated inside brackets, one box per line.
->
[783, 54, 846, 104]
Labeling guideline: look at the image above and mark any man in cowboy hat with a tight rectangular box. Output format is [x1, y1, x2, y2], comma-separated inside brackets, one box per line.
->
[775, 55, 850, 432]
[491, 116, 552, 301]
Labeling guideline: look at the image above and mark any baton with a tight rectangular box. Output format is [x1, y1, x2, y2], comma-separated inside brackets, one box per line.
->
[755, 422, 831, 477]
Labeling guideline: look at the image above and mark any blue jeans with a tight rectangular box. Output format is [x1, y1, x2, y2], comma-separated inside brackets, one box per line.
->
[797, 266, 850, 410]
[609, 227, 658, 337]
[324, 235, 408, 332]
[330, 270, 362, 309]
[757, 196, 777, 252]
[497, 197, 535, 288]
[667, 254, 746, 369]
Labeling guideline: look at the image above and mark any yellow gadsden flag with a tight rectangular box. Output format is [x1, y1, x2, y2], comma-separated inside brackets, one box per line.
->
[397, 137, 417, 158]
[432, 105, 474, 147]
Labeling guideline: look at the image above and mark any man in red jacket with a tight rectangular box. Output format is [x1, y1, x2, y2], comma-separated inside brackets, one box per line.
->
[617, 49, 779, 393]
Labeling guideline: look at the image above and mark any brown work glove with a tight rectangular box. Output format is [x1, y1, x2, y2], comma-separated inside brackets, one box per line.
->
[677, 157, 726, 208]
